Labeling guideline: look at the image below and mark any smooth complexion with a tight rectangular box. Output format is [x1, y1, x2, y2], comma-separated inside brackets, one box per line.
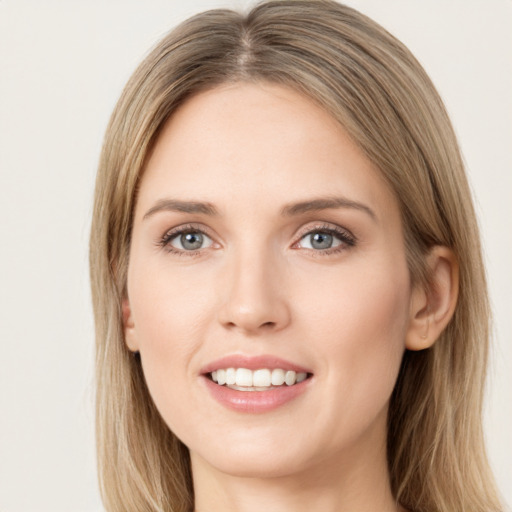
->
[123, 83, 457, 512]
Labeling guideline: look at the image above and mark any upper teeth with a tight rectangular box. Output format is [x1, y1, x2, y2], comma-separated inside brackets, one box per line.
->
[211, 368, 308, 388]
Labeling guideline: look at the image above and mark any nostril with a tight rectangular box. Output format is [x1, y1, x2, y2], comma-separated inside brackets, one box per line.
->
[217, 297, 291, 333]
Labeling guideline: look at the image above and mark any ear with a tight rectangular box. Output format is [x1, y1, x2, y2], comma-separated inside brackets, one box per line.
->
[122, 297, 140, 352]
[405, 246, 459, 351]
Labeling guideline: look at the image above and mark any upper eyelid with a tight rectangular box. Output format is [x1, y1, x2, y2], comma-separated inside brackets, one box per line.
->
[294, 221, 355, 240]
[162, 222, 216, 240]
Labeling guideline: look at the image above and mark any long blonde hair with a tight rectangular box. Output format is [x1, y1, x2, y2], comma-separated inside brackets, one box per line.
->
[89, 1, 502, 510]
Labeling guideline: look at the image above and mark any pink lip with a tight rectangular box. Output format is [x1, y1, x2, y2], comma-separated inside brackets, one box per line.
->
[200, 354, 311, 374]
[200, 354, 313, 414]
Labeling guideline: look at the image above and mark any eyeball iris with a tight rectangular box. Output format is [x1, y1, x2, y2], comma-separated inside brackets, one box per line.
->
[310, 232, 333, 249]
[181, 232, 204, 250]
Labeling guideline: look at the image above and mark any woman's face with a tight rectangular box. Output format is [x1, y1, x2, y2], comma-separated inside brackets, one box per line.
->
[124, 83, 415, 478]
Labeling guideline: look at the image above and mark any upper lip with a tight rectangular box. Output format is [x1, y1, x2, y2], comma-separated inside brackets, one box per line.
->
[200, 354, 312, 375]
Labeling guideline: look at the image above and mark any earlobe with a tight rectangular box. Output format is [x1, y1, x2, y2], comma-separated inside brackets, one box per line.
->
[405, 246, 459, 351]
[122, 297, 140, 352]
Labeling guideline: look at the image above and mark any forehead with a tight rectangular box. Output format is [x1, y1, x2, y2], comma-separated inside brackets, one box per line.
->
[136, 82, 398, 222]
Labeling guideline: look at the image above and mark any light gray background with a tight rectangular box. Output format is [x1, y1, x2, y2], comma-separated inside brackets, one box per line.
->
[0, 1, 510, 511]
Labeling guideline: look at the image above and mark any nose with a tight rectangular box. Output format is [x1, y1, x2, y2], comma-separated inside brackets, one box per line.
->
[217, 247, 291, 335]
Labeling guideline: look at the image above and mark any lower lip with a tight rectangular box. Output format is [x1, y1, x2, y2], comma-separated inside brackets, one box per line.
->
[202, 375, 311, 413]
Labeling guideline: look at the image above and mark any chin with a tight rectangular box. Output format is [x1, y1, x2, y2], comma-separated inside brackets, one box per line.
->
[186, 423, 327, 480]
[193, 447, 313, 480]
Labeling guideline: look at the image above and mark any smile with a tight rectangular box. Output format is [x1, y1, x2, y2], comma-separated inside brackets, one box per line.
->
[201, 356, 313, 413]
[210, 368, 309, 391]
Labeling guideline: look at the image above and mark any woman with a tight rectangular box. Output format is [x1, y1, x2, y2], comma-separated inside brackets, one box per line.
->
[89, 1, 503, 511]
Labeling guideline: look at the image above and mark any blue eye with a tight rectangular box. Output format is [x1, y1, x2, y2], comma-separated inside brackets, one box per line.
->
[166, 230, 213, 252]
[299, 231, 342, 250]
[296, 227, 355, 252]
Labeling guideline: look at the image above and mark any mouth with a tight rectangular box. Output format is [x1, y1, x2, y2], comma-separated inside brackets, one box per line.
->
[200, 355, 313, 412]
[208, 367, 311, 391]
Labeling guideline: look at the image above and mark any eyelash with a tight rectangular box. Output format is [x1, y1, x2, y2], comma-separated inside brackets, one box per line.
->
[293, 223, 357, 256]
[157, 223, 214, 257]
[157, 222, 357, 257]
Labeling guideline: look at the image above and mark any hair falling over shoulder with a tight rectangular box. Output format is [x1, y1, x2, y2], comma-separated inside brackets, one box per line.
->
[89, 1, 503, 511]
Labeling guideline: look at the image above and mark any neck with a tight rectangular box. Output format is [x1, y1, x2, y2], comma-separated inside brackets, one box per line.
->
[191, 410, 402, 512]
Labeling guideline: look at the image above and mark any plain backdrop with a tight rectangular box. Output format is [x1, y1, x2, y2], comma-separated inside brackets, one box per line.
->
[0, 1, 510, 511]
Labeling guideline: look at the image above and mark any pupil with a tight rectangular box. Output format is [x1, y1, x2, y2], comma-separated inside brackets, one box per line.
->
[181, 232, 203, 250]
[311, 232, 332, 249]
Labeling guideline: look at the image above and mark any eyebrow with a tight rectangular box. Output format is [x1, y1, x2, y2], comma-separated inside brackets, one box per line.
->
[143, 199, 219, 220]
[143, 196, 376, 221]
[281, 196, 377, 221]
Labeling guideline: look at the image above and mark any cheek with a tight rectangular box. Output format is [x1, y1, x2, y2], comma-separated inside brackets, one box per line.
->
[128, 256, 214, 349]
[299, 252, 411, 343]
[295, 258, 410, 432]
[126, 262, 215, 420]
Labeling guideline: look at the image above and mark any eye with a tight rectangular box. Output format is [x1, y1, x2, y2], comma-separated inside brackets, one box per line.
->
[295, 225, 356, 253]
[172, 231, 212, 251]
[299, 231, 341, 250]
[160, 226, 214, 254]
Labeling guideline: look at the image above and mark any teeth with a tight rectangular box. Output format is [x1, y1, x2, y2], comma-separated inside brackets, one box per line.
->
[271, 369, 285, 385]
[296, 372, 307, 383]
[253, 369, 271, 387]
[229, 385, 273, 392]
[285, 370, 296, 386]
[217, 369, 226, 385]
[226, 368, 236, 385]
[210, 368, 309, 389]
[235, 368, 253, 387]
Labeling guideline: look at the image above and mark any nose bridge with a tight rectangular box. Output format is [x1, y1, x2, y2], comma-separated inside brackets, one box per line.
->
[217, 240, 290, 333]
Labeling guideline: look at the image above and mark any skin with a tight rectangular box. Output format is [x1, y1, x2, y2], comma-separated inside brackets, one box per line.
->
[123, 82, 457, 512]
